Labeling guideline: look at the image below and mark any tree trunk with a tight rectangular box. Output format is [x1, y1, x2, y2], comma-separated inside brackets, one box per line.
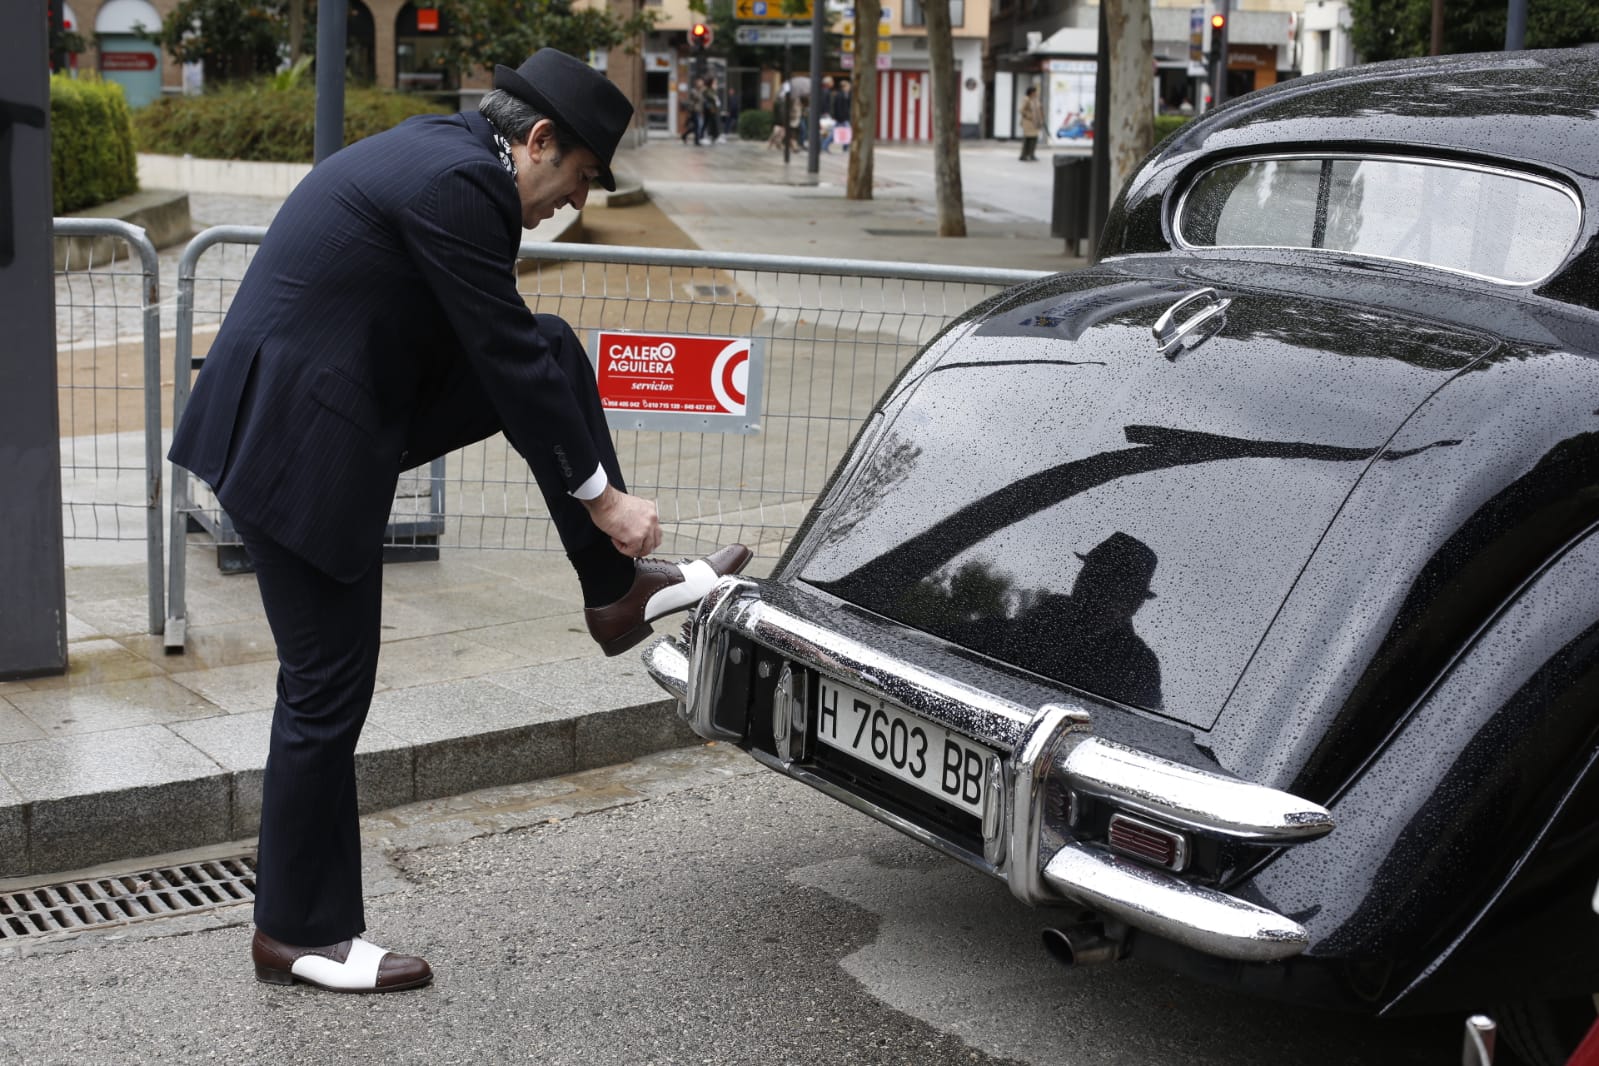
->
[846, 0, 880, 200]
[1104, 0, 1154, 208]
[923, 0, 965, 237]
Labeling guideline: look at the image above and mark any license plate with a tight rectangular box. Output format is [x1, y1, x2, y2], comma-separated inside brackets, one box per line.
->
[814, 674, 993, 819]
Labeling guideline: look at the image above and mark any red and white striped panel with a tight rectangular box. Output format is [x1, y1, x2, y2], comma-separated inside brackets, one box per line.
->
[876, 70, 933, 143]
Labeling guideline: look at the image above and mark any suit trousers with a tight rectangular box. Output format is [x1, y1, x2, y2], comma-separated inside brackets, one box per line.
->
[243, 312, 623, 945]
[238, 517, 382, 945]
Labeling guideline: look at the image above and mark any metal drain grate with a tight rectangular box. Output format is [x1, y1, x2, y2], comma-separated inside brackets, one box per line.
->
[0, 856, 257, 940]
[686, 283, 736, 298]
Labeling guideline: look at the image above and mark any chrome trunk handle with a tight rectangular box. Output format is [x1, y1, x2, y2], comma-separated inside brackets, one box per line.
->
[1152, 287, 1231, 358]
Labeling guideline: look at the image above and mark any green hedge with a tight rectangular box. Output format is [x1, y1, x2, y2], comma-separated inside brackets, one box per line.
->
[52, 75, 139, 214]
[1153, 114, 1192, 145]
[737, 109, 774, 142]
[133, 85, 450, 163]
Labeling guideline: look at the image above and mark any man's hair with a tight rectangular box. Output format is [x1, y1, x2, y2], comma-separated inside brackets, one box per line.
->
[479, 89, 578, 153]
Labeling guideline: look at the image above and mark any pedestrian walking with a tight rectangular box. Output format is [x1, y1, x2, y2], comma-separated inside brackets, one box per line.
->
[817, 76, 837, 152]
[830, 78, 852, 153]
[1019, 85, 1044, 161]
[790, 93, 809, 149]
[683, 76, 705, 145]
[767, 95, 789, 149]
[702, 76, 724, 144]
[167, 48, 750, 995]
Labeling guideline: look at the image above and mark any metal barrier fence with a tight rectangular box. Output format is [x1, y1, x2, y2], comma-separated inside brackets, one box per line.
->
[166, 224, 1048, 651]
[52, 218, 165, 635]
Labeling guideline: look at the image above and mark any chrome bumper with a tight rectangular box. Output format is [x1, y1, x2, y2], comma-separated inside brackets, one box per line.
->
[642, 576, 1333, 963]
[641, 635, 689, 703]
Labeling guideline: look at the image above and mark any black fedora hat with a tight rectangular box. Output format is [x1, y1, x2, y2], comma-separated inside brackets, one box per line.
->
[493, 49, 633, 191]
[1075, 532, 1157, 599]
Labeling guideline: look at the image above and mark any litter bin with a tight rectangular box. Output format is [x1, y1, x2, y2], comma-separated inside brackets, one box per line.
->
[1051, 155, 1092, 246]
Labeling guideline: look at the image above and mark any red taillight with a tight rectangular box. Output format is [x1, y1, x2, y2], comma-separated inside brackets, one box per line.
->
[1108, 813, 1188, 871]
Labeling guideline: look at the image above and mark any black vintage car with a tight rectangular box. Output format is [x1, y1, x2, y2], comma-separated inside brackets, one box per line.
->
[645, 49, 1599, 1063]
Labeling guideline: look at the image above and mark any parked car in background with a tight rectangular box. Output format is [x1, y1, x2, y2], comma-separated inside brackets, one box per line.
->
[646, 48, 1599, 1065]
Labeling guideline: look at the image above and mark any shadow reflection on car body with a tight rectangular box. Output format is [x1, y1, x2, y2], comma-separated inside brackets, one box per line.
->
[1012, 532, 1163, 709]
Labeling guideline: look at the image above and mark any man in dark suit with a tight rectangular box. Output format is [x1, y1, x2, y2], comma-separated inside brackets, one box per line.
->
[169, 49, 749, 993]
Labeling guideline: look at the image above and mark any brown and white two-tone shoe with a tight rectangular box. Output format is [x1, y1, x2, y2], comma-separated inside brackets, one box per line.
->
[251, 928, 433, 993]
[584, 544, 753, 656]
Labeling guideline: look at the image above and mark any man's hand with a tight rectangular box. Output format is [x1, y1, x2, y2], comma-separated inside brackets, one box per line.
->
[583, 485, 662, 558]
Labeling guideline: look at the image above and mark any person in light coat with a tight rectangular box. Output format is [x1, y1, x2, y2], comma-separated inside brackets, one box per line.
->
[1019, 85, 1044, 162]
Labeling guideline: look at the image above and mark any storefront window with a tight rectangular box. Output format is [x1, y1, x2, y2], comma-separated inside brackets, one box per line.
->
[346, 0, 375, 85]
[902, 0, 964, 27]
[396, 3, 457, 92]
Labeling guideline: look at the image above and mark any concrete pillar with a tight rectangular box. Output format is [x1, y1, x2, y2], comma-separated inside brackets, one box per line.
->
[2, 2, 69, 678]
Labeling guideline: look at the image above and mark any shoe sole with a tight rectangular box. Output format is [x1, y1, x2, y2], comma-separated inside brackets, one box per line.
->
[254, 963, 434, 993]
[599, 622, 654, 658]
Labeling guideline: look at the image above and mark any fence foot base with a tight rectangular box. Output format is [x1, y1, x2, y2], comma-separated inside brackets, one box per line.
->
[210, 539, 441, 573]
[216, 544, 254, 574]
[383, 542, 440, 565]
[163, 616, 187, 654]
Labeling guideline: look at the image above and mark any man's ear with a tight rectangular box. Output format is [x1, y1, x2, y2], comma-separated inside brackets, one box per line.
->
[525, 118, 557, 157]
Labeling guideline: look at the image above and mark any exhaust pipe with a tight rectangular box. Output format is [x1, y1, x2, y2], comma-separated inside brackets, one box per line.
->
[1042, 921, 1123, 967]
[1462, 1015, 1495, 1066]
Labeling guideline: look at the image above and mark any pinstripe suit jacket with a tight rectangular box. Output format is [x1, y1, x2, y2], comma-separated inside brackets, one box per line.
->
[168, 111, 597, 581]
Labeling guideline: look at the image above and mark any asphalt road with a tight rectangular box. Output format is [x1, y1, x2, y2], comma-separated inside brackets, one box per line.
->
[0, 745, 1459, 1065]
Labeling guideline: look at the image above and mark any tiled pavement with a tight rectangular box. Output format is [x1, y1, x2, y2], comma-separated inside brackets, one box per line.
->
[7, 132, 1081, 883]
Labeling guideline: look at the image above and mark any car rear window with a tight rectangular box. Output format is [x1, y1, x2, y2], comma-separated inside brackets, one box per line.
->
[1176, 155, 1581, 284]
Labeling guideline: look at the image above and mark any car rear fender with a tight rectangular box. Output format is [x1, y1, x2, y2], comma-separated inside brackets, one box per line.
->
[1243, 524, 1599, 1011]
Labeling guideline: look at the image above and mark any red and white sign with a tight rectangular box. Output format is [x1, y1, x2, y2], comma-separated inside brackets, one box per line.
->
[594, 331, 751, 416]
[416, 7, 439, 30]
[101, 51, 158, 72]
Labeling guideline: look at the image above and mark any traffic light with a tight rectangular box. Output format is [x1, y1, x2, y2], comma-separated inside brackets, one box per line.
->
[689, 22, 712, 51]
[1209, 9, 1230, 107]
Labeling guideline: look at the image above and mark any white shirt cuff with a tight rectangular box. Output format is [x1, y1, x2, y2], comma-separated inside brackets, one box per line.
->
[570, 464, 608, 501]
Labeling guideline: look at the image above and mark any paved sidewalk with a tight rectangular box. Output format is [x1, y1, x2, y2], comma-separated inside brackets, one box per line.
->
[618, 133, 1087, 274]
[5, 134, 1084, 886]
